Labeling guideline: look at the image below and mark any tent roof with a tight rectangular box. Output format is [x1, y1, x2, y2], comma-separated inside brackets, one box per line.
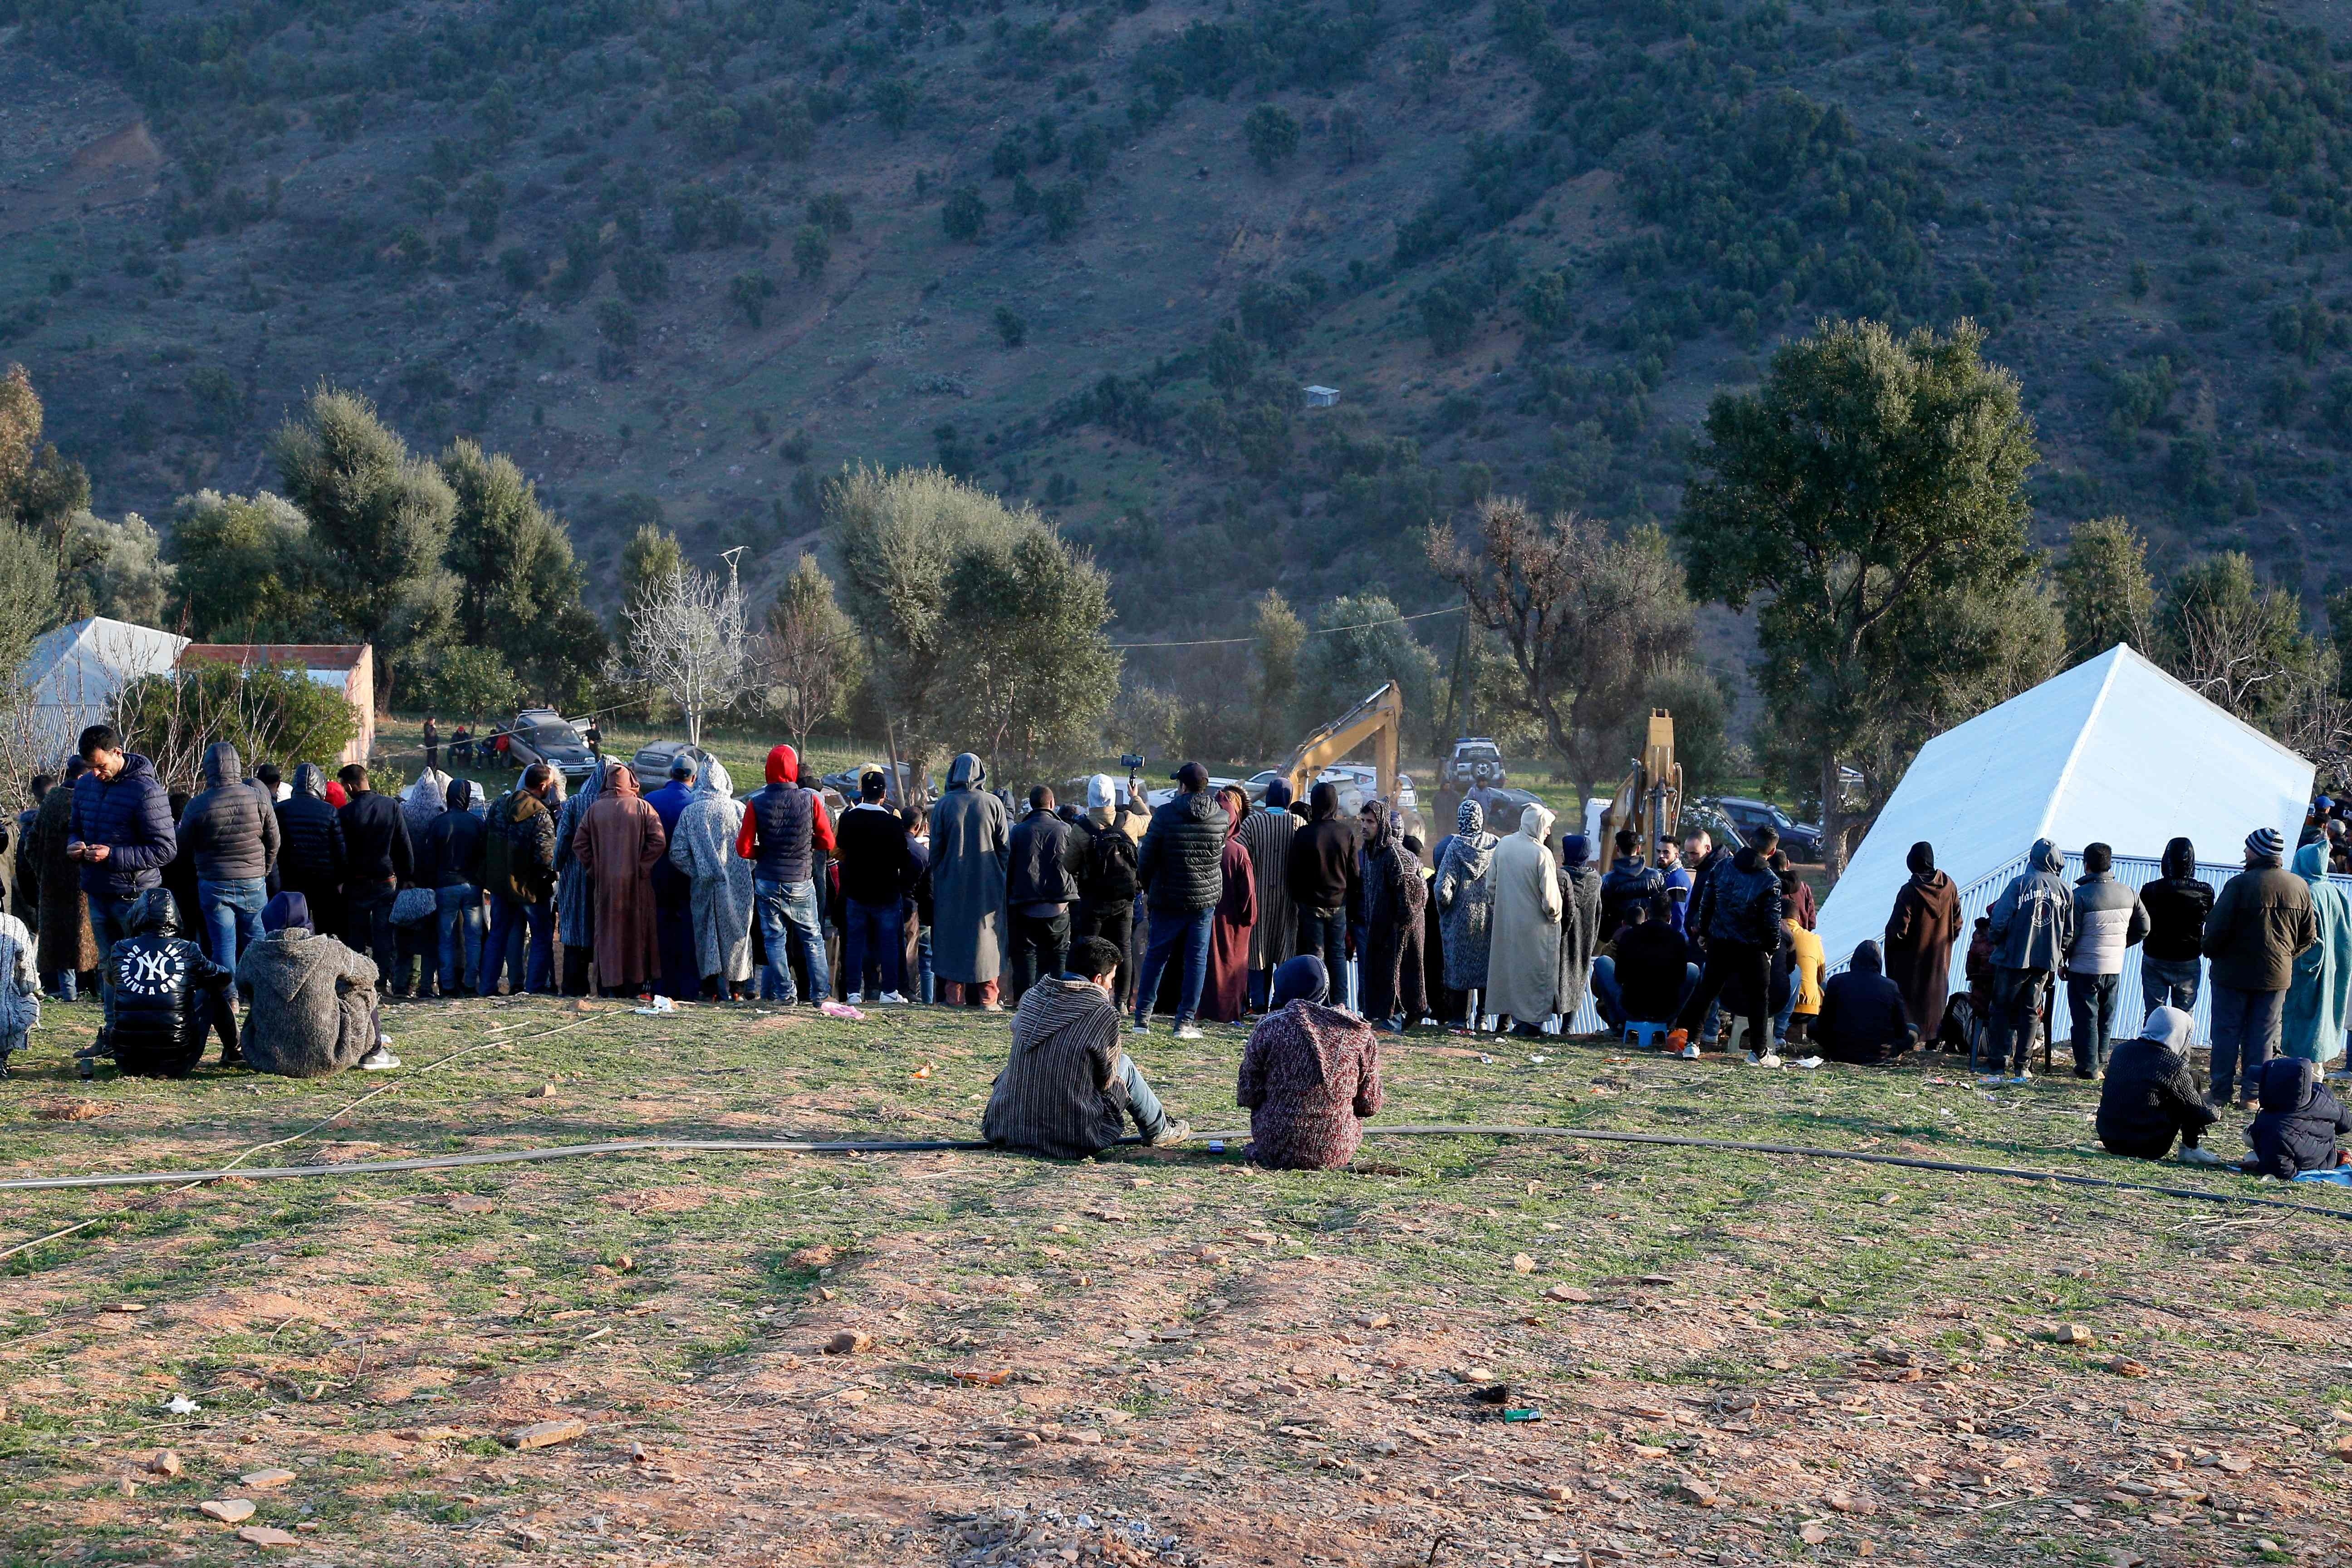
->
[1815, 643, 2314, 965]
[24, 617, 188, 705]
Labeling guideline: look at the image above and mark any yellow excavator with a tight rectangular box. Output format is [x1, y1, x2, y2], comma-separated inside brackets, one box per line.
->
[1597, 709, 1682, 865]
[1279, 682, 1402, 807]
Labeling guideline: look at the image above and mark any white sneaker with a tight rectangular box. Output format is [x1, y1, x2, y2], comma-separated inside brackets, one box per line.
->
[844, 991, 863, 1006]
[1130, 1018, 1150, 1035]
[2178, 1146, 2224, 1166]
[1148, 1118, 1192, 1148]
[358, 1046, 402, 1071]
[1679, 1043, 1700, 1059]
[878, 991, 907, 1004]
[1174, 1024, 1204, 1041]
[1751, 1051, 1782, 1068]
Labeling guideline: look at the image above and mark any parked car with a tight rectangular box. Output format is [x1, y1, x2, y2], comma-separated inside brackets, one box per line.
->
[1678, 802, 1747, 855]
[1442, 738, 1508, 791]
[1705, 796, 1820, 861]
[631, 739, 704, 792]
[503, 710, 599, 786]
[820, 760, 933, 807]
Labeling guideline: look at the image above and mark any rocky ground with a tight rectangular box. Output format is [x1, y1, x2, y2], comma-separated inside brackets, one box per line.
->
[2, 994, 2349, 1567]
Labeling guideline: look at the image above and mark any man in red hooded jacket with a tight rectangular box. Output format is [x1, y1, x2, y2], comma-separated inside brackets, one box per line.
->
[737, 744, 836, 1004]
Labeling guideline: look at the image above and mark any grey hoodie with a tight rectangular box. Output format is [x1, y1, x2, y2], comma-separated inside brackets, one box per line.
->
[177, 741, 280, 883]
[1987, 838, 2075, 972]
[234, 925, 380, 1077]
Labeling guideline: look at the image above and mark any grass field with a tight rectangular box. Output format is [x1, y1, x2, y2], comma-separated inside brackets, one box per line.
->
[4, 994, 2349, 1567]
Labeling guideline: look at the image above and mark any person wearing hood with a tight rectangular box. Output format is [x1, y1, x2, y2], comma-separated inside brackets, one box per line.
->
[1597, 831, 1664, 941]
[983, 936, 1190, 1158]
[1195, 785, 1259, 1024]
[274, 763, 347, 943]
[1004, 784, 1080, 1006]
[2063, 842, 2150, 1078]
[738, 743, 838, 1005]
[1882, 841, 1961, 1042]
[1134, 762, 1227, 1038]
[1434, 800, 1499, 1024]
[30, 758, 96, 999]
[107, 887, 239, 1077]
[928, 752, 1010, 1008]
[1592, 900, 1694, 1031]
[1781, 874, 1827, 1047]
[1980, 838, 2074, 1082]
[1285, 780, 1361, 1000]
[553, 754, 603, 995]
[0, 892, 35, 1077]
[1238, 780, 1299, 1009]
[1485, 803, 1561, 1034]
[67, 724, 178, 1043]
[1064, 774, 1144, 1008]
[2244, 1056, 2352, 1178]
[418, 777, 486, 997]
[384, 769, 446, 999]
[2097, 1005, 2219, 1161]
[1813, 940, 1915, 1064]
[835, 767, 919, 1004]
[1358, 804, 1422, 1033]
[9, 774, 42, 932]
[480, 764, 559, 995]
[1555, 833, 1603, 1027]
[1237, 954, 1383, 1169]
[643, 753, 703, 1001]
[177, 741, 280, 973]
[336, 763, 412, 992]
[1668, 826, 1786, 1063]
[2204, 826, 2319, 1107]
[236, 891, 392, 1075]
[575, 761, 668, 997]
[666, 754, 755, 1000]
[2283, 838, 2352, 1069]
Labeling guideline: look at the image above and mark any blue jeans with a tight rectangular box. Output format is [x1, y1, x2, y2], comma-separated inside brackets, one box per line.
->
[88, 890, 134, 1031]
[196, 877, 267, 970]
[436, 885, 484, 996]
[755, 878, 830, 1003]
[842, 898, 905, 995]
[2066, 970, 2120, 1076]
[480, 894, 554, 995]
[1117, 1052, 1169, 1138]
[2141, 955, 2202, 1014]
[917, 925, 935, 1003]
[2208, 983, 2284, 1103]
[46, 970, 78, 1002]
[1134, 906, 1213, 1026]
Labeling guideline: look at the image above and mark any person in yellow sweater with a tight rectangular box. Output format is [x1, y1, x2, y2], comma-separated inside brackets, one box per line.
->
[1780, 869, 1828, 1048]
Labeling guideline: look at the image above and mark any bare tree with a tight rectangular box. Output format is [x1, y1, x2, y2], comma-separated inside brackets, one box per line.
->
[624, 559, 751, 749]
[2173, 599, 2303, 721]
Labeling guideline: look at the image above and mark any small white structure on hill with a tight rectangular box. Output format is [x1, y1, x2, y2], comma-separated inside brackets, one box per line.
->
[1302, 385, 1339, 408]
[19, 617, 189, 762]
[1815, 643, 2314, 969]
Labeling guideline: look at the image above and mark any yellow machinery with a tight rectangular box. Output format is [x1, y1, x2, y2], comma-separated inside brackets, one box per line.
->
[1280, 682, 1402, 806]
[1597, 709, 1681, 864]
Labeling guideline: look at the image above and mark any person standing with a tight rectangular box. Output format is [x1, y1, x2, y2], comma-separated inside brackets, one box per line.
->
[1284, 781, 1359, 1000]
[553, 760, 602, 995]
[573, 762, 666, 997]
[10, 774, 44, 929]
[1556, 832, 1603, 1031]
[1656, 834, 1693, 936]
[1484, 803, 1561, 1035]
[274, 764, 346, 942]
[1067, 774, 1144, 1009]
[1669, 828, 1712, 936]
[666, 755, 754, 1001]
[335, 764, 411, 992]
[2203, 827, 2319, 1108]
[1667, 827, 1785, 1063]
[479, 764, 559, 995]
[66, 725, 177, 1046]
[1882, 841, 1961, 1042]
[736, 744, 836, 1006]
[1132, 762, 1226, 1039]
[2138, 837, 2211, 1012]
[835, 769, 917, 1004]
[1433, 800, 1499, 1024]
[1979, 838, 2074, 1083]
[1005, 785, 1079, 1004]
[1199, 785, 1259, 1025]
[2063, 842, 2149, 1078]
[419, 777, 487, 997]
[1238, 780, 1298, 1011]
[421, 715, 440, 772]
[928, 752, 1008, 1008]
[643, 755, 702, 1001]
[2283, 838, 2352, 1070]
[31, 757, 96, 1000]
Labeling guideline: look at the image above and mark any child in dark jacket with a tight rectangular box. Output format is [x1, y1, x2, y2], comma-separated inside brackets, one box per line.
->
[2243, 1057, 2352, 1179]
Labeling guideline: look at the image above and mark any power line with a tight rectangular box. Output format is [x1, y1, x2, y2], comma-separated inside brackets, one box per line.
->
[1111, 603, 1466, 649]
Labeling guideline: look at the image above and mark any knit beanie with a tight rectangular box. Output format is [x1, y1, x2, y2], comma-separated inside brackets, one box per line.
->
[2246, 826, 2286, 864]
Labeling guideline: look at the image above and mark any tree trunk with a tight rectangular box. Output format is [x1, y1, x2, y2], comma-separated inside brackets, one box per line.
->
[1818, 751, 1847, 886]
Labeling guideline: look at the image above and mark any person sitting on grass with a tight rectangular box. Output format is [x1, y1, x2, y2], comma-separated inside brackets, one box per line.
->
[2096, 1005, 2220, 1163]
[1237, 955, 1384, 1171]
[1813, 940, 1916, 1065]
[109, 887, 239, 1078]
[236, 892, 394, 1077]
[0, 900, 34, 1078]
[2243, 1056, 2352, 1179]
[984, 935, 1190, 1159]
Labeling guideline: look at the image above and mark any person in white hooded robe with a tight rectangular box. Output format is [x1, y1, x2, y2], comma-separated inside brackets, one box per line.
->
[666, 754, 755, 998]
[1484, 803, 1561, 1034]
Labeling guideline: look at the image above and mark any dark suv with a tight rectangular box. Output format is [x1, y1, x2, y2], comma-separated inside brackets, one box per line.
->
[1708, 796, 1823, 862]
[502, 710, 598, 787]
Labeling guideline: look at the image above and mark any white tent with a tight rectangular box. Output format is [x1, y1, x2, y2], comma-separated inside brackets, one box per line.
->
[1815, 643, 2314, 969]
[18, 617, 189, 763]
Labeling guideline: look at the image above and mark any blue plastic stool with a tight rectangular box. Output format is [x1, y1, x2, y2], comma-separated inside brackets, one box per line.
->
[1624, 1021, 1670, 1051]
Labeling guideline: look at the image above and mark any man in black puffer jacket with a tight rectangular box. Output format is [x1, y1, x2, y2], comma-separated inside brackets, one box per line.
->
[2138, 836, 2213, 1013]
[109, 887, 238, 1076]
[1598, 829, 1665, 940]
[1133, 762, 1227, 1039]
[337, 764, 412, 983]
[275, 764, 348, 940]
[1668, 827, 1786, 1062]
[1004, 785, 1078, 1004]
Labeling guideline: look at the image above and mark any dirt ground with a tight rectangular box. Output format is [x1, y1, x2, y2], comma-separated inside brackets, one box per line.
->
[2, 993, 2349, 1568]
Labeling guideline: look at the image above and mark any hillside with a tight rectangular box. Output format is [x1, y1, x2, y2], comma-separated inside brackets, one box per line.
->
[3, 0, 2351, 642]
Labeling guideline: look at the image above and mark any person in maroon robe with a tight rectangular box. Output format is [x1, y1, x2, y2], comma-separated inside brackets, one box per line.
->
[1884, 840, 1962, 1038]
[1200, 786, 1257, 1023]
[573, 763, 667, 997]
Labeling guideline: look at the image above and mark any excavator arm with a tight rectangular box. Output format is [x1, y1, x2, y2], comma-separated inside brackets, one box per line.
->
[1596, 709, 1683, 863]
[1281, 683, 1402, 807]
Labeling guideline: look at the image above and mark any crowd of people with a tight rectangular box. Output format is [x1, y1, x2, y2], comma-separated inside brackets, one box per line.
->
[3, 722, 2349, 1181]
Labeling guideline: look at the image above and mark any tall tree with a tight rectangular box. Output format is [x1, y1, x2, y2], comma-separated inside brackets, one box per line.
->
[1428, 498, 1697, 806]
[939, 527, 1118, 778]
[757, 553, 864, 755]
[1680, 318, 2042, 877]
[439, 439, 606, 706]
[2156, 552, 2316, 727]
[272, 386, 457, 696]
[625, 561, 750, 749]
[1248, 589, 1305, 757]
[1294, 593, 1441, 750]
[0, 518, 59, 676]
[165, 489, 323, 640]
[2053, 514, 2155, 665]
